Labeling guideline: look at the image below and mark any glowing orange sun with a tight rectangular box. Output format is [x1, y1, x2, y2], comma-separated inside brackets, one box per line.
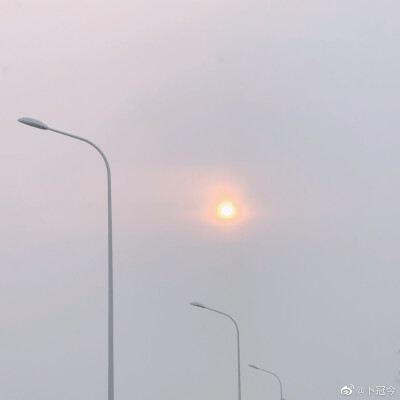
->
[216, 201, 237, 220]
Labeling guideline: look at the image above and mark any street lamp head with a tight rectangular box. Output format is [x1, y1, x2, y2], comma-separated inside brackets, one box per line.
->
[190, 301, 206, 308]
[18, 117, 48, 130]
[248, 364, 260, 369]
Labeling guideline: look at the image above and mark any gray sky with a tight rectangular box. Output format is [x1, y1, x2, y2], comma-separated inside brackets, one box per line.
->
[2, 1, 400, 399]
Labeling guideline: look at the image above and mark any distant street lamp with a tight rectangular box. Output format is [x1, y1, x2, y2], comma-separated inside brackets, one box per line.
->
[248, 363, 285, 400]
[18, 117, 115, 400]
[190, 302, 242, 400]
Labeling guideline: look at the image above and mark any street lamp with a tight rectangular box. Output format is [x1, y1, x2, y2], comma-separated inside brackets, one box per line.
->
[18, 117, 115, 400]
[190, 302, 242, 400]
[248, 363, 285, 400]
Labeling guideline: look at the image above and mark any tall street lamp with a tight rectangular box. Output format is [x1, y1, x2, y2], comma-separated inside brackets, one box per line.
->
[190, 302, 242, 400]
[18, 117, 115, 400]
[248, 364, 285, 400]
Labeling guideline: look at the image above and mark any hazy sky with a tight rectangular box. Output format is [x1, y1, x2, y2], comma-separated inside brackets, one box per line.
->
[2, 1, 400, 399]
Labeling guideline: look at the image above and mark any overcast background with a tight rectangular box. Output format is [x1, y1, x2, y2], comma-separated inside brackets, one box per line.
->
[1, 1, 400, 399]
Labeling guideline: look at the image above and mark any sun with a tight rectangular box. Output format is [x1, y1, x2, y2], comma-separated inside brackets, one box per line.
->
[217, 201, 237, 220]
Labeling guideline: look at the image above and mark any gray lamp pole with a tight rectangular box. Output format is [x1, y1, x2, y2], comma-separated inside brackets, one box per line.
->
[248, 364, 285, 400]
[18, 117, 115, 400]
[190, 302, 241, 400]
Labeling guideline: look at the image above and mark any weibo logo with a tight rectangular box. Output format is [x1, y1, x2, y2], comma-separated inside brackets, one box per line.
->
[341, 385, 354, 396]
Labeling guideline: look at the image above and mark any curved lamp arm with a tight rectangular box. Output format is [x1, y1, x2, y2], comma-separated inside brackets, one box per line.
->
[18, 117, 114, 400]
[190, 302, 241, 400]
[249, 364, 284, 400]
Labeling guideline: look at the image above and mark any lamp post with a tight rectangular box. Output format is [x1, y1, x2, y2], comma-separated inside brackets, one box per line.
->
[248, 364, 285, 400]
[190, 302, 241, 400]
[18, 117, 115, 400]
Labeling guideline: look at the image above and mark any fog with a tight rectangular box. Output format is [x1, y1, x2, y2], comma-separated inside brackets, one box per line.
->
[1, 1, 400, 399]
